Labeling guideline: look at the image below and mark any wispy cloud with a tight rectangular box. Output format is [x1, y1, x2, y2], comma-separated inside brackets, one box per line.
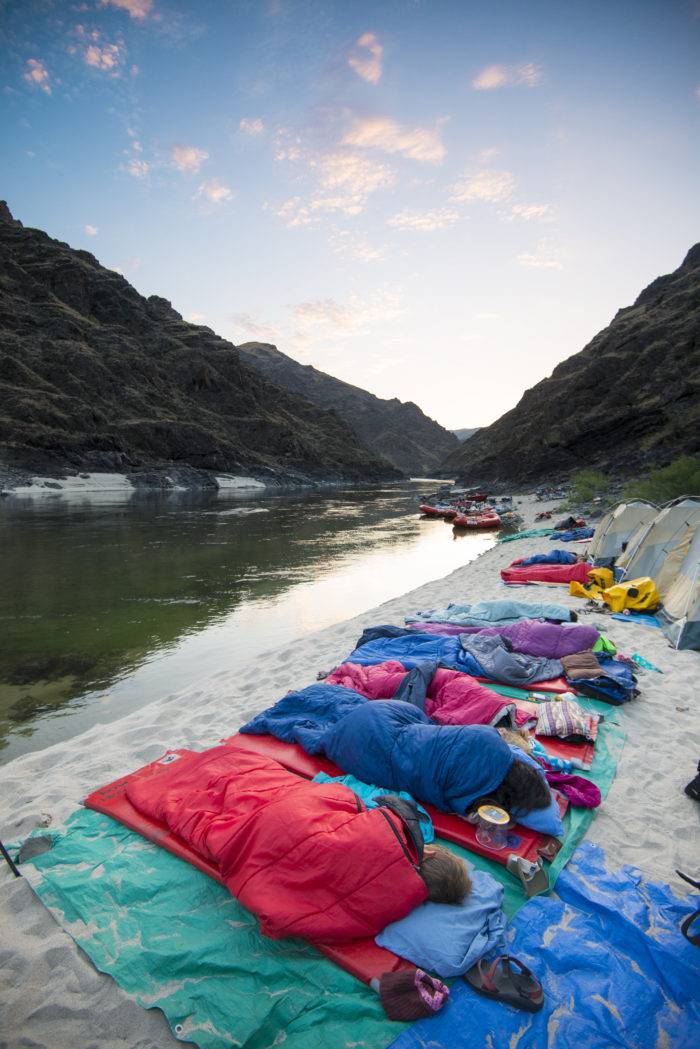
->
[230, 313, 281, 345]
[186, 312, 206, 324]
[171, 144, 209, 173]
[195, 178, 233, 204]
[696, 84, 700, 102]
[477, 147, 501, 163]
[23, 58, 51, 94]
[100, 0, 154, 18]
[239, 117, 265, 135]
[291, 288, 403, 349]
[124, 157, 150, 178]
[272, 150, 394, 226]
[451, 169, 515, 203]
[507, 203, 551, 221]
[517, 238, 563, 269]
[472, 63, 543, 90]
[348, 32, 383, 85]
[328, 228, 386, 261]
[84, 224, 98, 235]
[387, 207, 460, 231]
[343, 116, 446, 164]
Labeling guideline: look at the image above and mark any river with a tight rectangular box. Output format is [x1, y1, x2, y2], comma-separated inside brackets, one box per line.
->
[0, 482, 496, 763]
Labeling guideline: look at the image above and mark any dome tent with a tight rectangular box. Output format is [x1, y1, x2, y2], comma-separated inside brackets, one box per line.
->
[589, 500, 657, 566]
[617, 497, 700, 596]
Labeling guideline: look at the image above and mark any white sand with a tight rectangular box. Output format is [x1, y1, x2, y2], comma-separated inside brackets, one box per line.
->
[1, 496, 698, 1049]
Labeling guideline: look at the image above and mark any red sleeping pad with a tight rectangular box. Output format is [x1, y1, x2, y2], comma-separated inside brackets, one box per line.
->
[84, 750, 412, 985]
[475, 674, 573, 694]
[221, 734, 567, 865]
[500, 562, 592, 586]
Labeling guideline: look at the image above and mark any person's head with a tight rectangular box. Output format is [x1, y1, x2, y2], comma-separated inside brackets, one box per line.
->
[497, 726, 532, 754]
[485, 758, 551, 817]
[420, 844, 471, 904]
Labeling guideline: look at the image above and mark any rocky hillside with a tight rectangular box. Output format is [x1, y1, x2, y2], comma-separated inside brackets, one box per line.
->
[0, 203, 399, 485]
[442, 244, 700, 485]
[452, 428, 480, 442]
[238, 342, 458, 476]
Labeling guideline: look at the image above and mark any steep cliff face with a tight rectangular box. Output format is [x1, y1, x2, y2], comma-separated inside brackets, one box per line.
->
[0, 204, 399, 483]
[238, 342, 458, 476]
[441, 245, 700, 485]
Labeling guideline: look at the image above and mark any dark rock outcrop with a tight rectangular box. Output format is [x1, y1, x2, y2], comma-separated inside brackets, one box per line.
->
[0, 203, 399, 483]
[441, 245, 700, 485]
[238, 342, 458, 476]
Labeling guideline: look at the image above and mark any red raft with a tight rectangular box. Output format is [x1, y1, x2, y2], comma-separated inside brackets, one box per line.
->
[453, 511, 501, 530]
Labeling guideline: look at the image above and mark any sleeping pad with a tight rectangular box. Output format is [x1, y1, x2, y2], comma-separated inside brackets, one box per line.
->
[125, 744, 428, 943]
[501, 561, 592, 585]
[321, 701, 514, 813]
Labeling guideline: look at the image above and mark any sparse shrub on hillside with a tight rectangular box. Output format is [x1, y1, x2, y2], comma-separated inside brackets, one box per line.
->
[567, 470, 611, 505]
[623, 456, 700, 504]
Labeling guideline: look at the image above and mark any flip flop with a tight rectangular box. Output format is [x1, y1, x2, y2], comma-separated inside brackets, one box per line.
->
[464, 955, 544, 1012]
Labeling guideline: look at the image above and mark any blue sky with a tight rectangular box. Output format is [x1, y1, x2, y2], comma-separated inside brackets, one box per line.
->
[2, 0, 699, 428]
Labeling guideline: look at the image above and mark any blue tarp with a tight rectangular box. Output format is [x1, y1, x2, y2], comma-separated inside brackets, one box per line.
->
[550, 527, 595, 542]
[388, 841, 700, 1049]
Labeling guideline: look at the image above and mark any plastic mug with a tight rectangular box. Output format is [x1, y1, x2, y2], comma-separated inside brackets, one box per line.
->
[474, 804, 510, 850]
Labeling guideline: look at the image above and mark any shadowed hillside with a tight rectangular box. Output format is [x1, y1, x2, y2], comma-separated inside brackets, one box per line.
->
[0, 202, 398, 485]
[441, 244, 700, 485]
[238, 342, 458, 476]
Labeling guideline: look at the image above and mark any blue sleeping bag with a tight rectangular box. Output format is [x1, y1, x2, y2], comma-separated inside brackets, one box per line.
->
[345, 632, 485, 674]
[240, 683, 366, 753]
[550, 527, 595, 542]
[519, 550, 577, 566]
[322, 700, 514, 813]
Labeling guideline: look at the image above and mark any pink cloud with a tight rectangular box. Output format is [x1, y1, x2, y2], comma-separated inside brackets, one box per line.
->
[100, 0, 154, 19]
[23, 58, 51, 94]
[348, 32, 383, 84]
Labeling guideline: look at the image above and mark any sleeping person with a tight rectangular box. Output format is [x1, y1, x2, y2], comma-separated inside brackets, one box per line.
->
[319, 700, 552, 821]
[125, 744, 471, 944]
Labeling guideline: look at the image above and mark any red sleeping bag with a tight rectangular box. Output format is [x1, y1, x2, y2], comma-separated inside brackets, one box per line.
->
[124, 745, 428, 944]
[501, 562, 592, 586]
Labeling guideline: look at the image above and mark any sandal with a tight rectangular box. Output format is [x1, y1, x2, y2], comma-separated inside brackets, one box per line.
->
[676, 871, 700, 947]
[464, 955, 544, 1012]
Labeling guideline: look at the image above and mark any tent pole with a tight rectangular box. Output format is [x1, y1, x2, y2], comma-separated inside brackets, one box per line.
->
[0, 837, 21, 878]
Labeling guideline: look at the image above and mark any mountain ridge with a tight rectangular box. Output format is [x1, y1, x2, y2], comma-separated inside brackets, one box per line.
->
[0, 203, 400, 486]
[237, 341, 458, 475]
[441, 245, 700, 485]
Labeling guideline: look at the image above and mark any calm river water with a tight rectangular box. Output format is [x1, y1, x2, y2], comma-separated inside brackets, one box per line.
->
[0, 482, 496, 763]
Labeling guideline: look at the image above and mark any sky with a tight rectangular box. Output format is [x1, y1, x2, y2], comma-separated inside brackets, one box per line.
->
[2, 0, 699, 430]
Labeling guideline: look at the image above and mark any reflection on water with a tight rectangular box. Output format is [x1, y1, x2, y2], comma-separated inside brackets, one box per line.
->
[0, 483, 495, 762]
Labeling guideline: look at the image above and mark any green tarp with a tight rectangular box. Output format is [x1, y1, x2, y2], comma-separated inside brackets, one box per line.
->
[498, 527, 556, 543]
[17, 700, 623, 1048]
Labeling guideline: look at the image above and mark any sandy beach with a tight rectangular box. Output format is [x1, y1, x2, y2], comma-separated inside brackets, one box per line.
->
[1, 494, 699, 1049]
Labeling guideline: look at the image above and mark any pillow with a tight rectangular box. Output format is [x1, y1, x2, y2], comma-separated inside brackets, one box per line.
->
[508, 747, 565, 837]
[376, 864, 506, 977]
